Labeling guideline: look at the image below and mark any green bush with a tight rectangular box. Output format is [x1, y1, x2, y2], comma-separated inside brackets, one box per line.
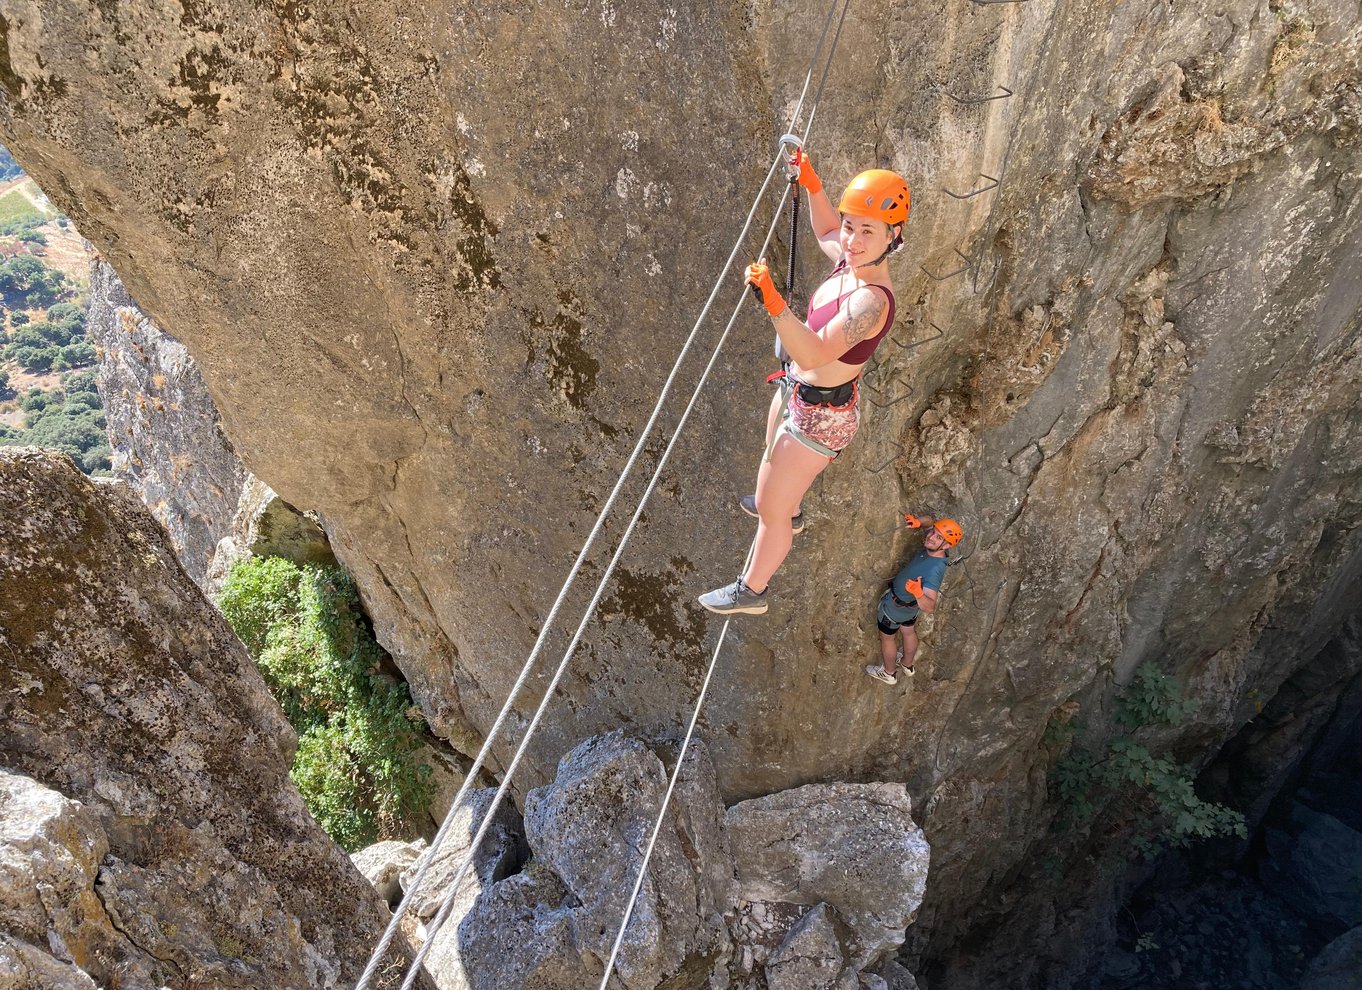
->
[0, 367, 8, 398]
[9, 311, 28, 326]
[216, 557, 434, 850]
[11, 343, 57, 371]
[1052, 663, 1246, 856]
[63, 369, 99, 397]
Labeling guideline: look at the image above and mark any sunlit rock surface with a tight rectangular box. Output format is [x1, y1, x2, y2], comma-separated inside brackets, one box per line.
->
[2, 0, 1360, 985]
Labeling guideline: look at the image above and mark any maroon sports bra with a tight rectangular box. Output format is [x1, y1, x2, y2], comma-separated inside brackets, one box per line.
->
[805, 264, 897, 365]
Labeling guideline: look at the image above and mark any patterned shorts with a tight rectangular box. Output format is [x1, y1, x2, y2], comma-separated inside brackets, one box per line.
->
[786, 380, 861, 457]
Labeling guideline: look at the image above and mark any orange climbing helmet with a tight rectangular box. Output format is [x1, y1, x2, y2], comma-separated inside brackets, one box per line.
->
[838, 169, 911, 226]
[933, 518, 963, 547]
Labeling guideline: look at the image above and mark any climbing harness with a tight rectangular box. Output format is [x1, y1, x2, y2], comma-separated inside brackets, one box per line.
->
[353, 3, 857, 987]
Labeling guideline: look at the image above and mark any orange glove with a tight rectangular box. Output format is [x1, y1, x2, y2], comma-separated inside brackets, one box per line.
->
[746, 262, 787, 318]
[904, 577, 925, 600]
[789, 148, 822, 195]
[904, 514, 923, 529]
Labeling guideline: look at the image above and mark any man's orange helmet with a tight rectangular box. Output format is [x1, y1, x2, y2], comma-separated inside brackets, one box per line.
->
[933, 518, 963, 547]
[838, 169, 911, 226]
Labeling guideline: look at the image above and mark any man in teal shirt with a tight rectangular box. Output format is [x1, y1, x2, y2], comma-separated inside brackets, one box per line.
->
[866, 517, 962, 685]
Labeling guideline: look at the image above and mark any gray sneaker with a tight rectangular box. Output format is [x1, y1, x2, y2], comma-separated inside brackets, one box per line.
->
[698, 577, 769, 615]
[739, 495, 805, 535]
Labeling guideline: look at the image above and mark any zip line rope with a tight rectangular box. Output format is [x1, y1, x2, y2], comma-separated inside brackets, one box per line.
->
[400, 185, 798, 990]
[355, 2, 854, 984]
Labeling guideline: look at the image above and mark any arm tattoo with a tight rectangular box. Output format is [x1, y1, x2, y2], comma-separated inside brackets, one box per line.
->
[841, 289, 888, 347]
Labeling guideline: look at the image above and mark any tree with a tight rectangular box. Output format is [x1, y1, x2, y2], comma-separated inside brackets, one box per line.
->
[0, 367, 9, 399]
[11, 343, 57, 372]
[0, 255, 66, 309]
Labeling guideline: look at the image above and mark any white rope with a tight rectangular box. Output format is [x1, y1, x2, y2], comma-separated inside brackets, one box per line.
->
[357, 2, 855, 982]
[397, 186, 796, 990]
[356, 144, 793, 990]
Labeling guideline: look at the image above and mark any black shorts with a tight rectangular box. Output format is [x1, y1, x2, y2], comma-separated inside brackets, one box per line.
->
[877, 613, 918, 635]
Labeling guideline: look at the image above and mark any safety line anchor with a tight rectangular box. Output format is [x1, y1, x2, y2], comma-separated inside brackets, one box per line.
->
[944, 174, 1000, 200]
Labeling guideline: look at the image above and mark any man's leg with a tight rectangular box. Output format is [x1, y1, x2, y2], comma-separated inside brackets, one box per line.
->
[879, 629, 899, 675]
[900, 623, 920, 673]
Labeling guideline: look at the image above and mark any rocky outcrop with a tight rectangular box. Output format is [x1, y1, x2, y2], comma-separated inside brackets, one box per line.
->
[401, 788, 527, 925]
[398, 733, 930, 990]
[87, 257, 251, 589]
[0, 448, 422, 988]
[3, 1, 1362, 988]
[727, 782, 930, 967]
[89, 257, 337, 593]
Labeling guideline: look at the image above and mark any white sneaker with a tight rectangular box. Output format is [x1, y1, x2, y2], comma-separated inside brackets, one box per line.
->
[864, 664, 897, 685]
[897, 650, 913, 677]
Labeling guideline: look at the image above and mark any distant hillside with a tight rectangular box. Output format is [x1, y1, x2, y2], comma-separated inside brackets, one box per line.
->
[0, 149, 107, 473]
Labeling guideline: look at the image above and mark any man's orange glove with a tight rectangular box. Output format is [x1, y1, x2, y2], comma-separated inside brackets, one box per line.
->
[904, 577, 925, 600]
[746, 262, 787, 318]
[904, 514, 923, 529]
[789, 148, 822, 195]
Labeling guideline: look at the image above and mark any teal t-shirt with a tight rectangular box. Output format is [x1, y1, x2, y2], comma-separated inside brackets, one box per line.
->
[889, 549, 949, 603]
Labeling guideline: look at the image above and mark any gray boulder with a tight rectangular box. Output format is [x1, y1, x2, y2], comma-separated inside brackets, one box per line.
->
[400, 788, 526, 922]
[425, 870, 592, 990]
[1260, 803, 1362, 927]
[353, 838, 427, 906]
[0, 771, 123, 986]
[764, 903, 859, 990]
[0, 448, 422, 988]
[0, 933, 99, 990]
[522, 731, 732, 989]
[1300, 925, 1362, 990]
[726, 782, 930, 966]
[422, 731, 731, 990]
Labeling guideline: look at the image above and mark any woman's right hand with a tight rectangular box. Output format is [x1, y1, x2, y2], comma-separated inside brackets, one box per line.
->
[790, 148, 822, 195]
[746, 262, 787, 318]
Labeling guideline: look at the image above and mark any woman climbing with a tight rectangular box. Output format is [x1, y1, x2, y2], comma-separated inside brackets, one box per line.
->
[699, 153, 909, 616]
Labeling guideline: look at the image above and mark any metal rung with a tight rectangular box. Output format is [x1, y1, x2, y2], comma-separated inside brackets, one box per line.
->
[940, 84, 1014, 105]
[864, 378, 916, 410]
[921, 248, 974, 281]
[867, 439, 907, 474]
[944, 174, 1000, 200]
[904, 322, 946, 353]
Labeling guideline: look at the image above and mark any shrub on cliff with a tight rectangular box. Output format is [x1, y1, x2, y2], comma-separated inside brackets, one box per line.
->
[1051, 663, 1247, 857]
[217, 556, 434, 850]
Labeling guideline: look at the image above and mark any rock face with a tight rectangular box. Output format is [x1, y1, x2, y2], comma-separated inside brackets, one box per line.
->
[3, 1, 1362, 987]
[87, 257, 251, 590]
[89, 257, 337, 593]
[0, 448, 420, 988]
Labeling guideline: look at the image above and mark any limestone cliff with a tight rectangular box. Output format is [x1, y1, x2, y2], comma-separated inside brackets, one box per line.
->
[0, 448, 423, 988]
[1, 0, 1360, 987]
[87, 256, 251, 588]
